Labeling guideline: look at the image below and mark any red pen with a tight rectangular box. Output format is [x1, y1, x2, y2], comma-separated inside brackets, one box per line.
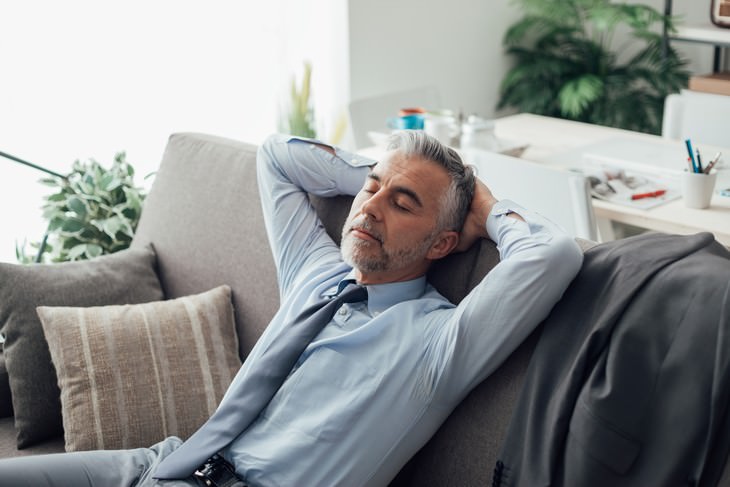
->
[631, 189, 666, 200]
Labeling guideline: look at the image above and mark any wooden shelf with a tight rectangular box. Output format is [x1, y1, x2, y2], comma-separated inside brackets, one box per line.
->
[672, 22, 730, 47]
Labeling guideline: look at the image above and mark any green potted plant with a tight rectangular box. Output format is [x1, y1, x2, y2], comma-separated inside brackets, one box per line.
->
[498, 0, 690, 134]
[15, 152, 146, 263]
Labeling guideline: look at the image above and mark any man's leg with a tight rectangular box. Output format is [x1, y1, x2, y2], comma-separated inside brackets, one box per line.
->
[0, 436, 198, 487]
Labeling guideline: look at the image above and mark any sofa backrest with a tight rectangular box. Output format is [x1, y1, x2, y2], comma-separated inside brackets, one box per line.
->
[131, 132, 539, 485]
[132, 133, 278, 358]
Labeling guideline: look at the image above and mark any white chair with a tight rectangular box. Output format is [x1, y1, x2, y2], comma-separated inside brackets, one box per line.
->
[348, 86, 441, 149]
[461, 148, 598, 241]
[662, 89, 730, 147]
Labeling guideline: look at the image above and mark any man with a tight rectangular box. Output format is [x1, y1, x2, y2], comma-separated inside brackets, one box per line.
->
[0, 131, 582, 486]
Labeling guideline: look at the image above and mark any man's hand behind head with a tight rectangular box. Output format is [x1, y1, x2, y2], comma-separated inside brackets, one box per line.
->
[453, 178, 499, 253]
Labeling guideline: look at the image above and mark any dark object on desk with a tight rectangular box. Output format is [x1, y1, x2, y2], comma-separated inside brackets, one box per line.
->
[712, 0, 730, 27]
[496, 232, 730, 487]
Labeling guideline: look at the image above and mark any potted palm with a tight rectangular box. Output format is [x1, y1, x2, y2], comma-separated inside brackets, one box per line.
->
[498, 0, 690, 134]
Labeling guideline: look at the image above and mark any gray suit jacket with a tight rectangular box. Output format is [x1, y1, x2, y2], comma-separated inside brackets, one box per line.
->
[496, 232, 730, 487]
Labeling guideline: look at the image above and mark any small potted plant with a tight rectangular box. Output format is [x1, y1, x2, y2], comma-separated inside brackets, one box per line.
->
[15, 152, 147, 263]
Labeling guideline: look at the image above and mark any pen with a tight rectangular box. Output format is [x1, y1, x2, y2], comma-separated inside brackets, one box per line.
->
[631, 189, 666, 200]
[696, 149, 704, 173]
[685, 139, 698, 173]
[704, 152, 722, 174]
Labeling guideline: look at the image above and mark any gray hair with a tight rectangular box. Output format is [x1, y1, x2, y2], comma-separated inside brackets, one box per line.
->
[386, 130, 475, 232]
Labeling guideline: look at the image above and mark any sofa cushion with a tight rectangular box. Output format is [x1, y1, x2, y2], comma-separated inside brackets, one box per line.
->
[37, 285, 241, 451]
[0, 247, 163, 448]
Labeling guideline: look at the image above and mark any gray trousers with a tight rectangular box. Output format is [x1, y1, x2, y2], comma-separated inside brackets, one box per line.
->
[0, 436, 199, 487]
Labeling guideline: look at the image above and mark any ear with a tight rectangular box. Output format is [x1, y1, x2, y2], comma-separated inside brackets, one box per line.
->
[426, 231, 459, 261]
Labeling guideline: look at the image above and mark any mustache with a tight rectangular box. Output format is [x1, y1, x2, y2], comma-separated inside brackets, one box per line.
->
[346, 218, 383, 244]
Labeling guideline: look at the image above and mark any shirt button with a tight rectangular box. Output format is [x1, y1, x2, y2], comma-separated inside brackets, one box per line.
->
[338, 308, 347, 315]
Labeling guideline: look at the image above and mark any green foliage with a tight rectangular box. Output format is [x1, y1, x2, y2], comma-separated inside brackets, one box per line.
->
[17, 152, 146, 263]
[279, 62, 317, 138]
[498, 0, 690, 134]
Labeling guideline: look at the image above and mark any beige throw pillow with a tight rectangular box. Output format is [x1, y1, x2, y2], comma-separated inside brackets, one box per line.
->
[37, 285, 241, 452]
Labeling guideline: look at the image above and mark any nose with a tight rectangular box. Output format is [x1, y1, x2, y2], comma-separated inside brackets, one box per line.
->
[360, 190, 384, 221]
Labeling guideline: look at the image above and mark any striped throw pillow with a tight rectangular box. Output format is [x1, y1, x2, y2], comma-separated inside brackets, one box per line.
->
[37, 285, 241, 451]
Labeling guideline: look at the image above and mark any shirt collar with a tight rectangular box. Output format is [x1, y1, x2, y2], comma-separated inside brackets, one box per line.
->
[338, 270, 427, 316]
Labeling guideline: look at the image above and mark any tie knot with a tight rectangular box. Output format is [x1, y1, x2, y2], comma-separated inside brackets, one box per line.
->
[337, 283, 368, 304]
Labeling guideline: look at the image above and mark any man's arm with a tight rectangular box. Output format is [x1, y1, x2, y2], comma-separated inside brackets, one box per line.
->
[429, 179, 584, 398]
[256, 135, 373, 299]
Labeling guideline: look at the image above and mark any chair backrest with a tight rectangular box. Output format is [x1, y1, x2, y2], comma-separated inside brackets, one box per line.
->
[348, 86, 440, 149]
[662, 90, 730, 147]
[461, 148, 598, 241]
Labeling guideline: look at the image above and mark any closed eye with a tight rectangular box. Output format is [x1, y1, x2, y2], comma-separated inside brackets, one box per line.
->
[393, 200, 412, 212]
[364, 172, 421, 212]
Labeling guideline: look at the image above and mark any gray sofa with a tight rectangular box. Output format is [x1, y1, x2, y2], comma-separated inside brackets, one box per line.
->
[0, 132, 728, 486]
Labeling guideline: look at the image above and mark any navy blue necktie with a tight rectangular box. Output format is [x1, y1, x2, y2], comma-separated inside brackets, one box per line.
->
[154, 282, 368, 479]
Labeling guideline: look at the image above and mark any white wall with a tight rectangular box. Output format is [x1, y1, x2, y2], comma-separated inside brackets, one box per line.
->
[348, 0, 521, 120]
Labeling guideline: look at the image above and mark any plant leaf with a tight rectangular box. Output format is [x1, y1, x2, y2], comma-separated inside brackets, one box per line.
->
[39, 177, 61, 187]
[85, 244, 102, 259]
[67, 244, 88, 261]
[48, 217, 65, 232]
[60, 218, 85, 233]
[46, 192, 67, 202]
[122, 186, 143, 213]
[558, 74, 604, 118]
[101, 217, 124, 239]
[67, 197, 87, 218]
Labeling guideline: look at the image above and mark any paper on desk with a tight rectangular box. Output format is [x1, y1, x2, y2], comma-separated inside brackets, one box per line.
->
[580, 165, 681, 210]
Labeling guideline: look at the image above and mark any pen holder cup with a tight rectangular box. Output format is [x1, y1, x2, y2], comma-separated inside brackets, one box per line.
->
[681, 171, 717, 209]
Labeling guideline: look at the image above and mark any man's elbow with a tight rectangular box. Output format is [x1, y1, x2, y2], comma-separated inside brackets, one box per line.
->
[549, 234, 584, 283]
[257, 134, 281, 167]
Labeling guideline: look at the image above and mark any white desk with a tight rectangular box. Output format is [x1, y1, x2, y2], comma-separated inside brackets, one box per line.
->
[494, 114, 730, 246]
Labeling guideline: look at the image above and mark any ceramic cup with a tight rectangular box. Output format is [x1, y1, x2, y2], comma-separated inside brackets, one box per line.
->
[681, 171, 717, 209]
[387, 113, 424, 130]
[424, 114, 457, 146]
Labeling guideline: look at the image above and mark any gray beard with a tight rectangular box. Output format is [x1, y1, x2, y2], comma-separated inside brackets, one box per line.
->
[340, 225, 436, 274]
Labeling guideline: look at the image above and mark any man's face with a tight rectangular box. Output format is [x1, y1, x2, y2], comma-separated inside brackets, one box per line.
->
[341, 151, 456, 284]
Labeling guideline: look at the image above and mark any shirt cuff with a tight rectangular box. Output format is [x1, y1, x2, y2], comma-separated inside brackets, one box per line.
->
[485, 199, 529, 240]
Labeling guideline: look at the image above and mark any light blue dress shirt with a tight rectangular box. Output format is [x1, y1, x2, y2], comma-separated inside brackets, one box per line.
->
[222, 134, 583, 487]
